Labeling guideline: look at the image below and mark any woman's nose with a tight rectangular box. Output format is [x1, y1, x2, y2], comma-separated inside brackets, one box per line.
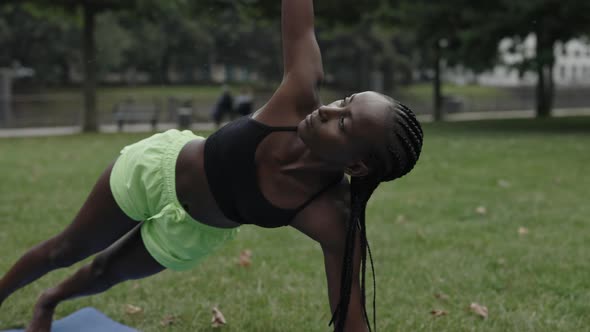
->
[318, 106, 339, 121]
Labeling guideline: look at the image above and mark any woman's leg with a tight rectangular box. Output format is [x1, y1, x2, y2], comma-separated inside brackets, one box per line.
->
[0, 162, 139, 305]
[26, 223, 165, 332]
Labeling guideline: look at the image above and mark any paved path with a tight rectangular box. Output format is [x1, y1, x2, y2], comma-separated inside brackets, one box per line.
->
[0, 122, 217, 138]
[419, 107, 590, 122]
[1, 108, 589, 138]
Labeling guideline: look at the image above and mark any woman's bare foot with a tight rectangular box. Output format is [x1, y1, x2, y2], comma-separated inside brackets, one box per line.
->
[25, 294, 55, 332]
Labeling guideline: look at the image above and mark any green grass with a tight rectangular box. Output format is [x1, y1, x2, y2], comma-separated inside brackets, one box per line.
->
[1, 117, 589, 331]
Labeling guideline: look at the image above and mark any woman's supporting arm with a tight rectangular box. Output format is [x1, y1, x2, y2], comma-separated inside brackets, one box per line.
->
[291, 188, 370, 332]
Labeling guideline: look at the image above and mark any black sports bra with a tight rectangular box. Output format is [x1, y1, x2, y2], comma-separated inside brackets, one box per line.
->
[203, 116, 342, 228]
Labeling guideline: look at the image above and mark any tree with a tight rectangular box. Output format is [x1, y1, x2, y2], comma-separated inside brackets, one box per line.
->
[0, 5, 80, 85]
[400, 0, 590, 118]
[1, 1, 136, 132]
[502, 1, 590, 117]
[2, 0, 199, 132]
[397, 0, 482, 121]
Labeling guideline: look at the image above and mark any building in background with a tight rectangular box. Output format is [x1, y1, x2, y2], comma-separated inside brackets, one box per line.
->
[445, 35, 590, 87]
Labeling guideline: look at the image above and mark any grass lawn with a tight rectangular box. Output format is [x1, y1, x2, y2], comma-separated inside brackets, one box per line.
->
[0, 117, 589, 331]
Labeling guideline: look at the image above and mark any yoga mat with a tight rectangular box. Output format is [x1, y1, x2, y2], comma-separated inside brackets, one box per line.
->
[1, 307, 138, 332]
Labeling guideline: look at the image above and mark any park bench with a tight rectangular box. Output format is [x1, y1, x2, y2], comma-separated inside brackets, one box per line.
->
[113, 99, 161, 132]
[442, 95, 464, 113]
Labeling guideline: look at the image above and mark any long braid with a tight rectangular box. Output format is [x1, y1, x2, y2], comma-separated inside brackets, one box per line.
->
[329, 93, 424, 332]
[398, 107, 423, 140]
[365, 229, 377, 331]
[330, 176, 379, 332]
[338, 216, 356, 330]
[398, 114, 423, 154]
[398, 103, 423, 137]
[358, 178, 379, 332]
[378, 96, 424, 181]
[330, 183, 359, 331]
[359, 211, 370, 330]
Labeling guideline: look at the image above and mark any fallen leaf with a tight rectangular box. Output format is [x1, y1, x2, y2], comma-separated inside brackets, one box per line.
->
[396, 215, 407, 224]
[430, 309, 448, 317]
[160, 314, 178, 326]
[518, 227, 529, 236]
[434, 293, 450, 300]
[469, 302, 488, 319]
[238, 249, 252, 267]
[416, 229, 426, 240]
[211, 306, 226, 328]
[497, 179, 511, 188]
[124, 304, 143, 315]
[475, 206, 487, 215]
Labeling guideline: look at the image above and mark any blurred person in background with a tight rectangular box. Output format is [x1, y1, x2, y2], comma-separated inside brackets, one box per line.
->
[235, 86, 254, 116]
[211, 84, 234, 128]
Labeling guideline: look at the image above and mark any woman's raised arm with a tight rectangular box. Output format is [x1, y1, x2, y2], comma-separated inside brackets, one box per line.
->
[256, 0, 323, 121]
[280, 0, 324, 110]
[282, 0, 323, 80]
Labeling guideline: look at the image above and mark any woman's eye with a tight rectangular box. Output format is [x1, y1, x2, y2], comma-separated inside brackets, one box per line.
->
[339, 116, 345, 130]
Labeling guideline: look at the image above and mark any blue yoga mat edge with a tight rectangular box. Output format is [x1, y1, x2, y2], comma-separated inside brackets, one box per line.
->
[1, 307, 138, 332]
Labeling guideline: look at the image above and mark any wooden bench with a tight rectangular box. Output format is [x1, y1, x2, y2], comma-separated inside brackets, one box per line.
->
[113, 100, 160, 131]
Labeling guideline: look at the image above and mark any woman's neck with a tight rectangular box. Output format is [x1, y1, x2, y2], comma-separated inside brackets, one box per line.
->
[278, 136, 344, 180]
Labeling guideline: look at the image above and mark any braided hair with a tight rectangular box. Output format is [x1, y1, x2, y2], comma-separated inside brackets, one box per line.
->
[329, 96, 424, 331]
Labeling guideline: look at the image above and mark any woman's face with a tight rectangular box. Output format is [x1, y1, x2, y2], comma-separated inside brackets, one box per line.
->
[297, 91, 391, 167]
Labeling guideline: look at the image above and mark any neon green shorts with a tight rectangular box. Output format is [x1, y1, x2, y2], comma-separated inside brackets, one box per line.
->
[109, 129, 238, 271]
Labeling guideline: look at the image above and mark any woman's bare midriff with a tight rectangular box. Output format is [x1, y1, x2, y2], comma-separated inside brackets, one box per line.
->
[174, 138, 241, 229]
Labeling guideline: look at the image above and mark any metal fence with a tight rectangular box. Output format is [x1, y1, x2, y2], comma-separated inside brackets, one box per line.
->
[0, 94, 218, 129]
[398, 87, 590, 116]
[1, 87, 590, 129]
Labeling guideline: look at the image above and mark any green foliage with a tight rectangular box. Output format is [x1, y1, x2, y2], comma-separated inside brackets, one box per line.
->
[0, 4, 80, 83]
[94, 13, 133, 75]
[2, 0, 590, 93]
[399, 0, 590, 71]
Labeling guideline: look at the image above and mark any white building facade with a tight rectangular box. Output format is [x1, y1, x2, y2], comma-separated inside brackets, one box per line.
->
[446, 35, 590, 87]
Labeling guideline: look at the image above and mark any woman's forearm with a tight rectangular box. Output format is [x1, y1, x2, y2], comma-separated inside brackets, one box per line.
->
[282, 0, 315, 42]
[281, 0, 317, 73]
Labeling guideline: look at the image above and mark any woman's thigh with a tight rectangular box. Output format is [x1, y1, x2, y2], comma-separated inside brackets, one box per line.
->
[94, 223, 165, 281]
[49, 162, 140, 262]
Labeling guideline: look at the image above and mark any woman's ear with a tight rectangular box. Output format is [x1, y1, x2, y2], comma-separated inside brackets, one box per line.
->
[345, 161, 369, 177]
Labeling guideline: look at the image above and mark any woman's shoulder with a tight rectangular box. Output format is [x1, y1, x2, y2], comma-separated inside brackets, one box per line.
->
[254, 78, 321, 124]
[289, 177, 350, 242]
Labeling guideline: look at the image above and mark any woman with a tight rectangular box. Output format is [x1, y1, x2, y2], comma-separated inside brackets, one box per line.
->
[0, 1, 423, 331]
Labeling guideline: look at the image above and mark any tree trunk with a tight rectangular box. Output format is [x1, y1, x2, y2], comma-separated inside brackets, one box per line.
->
[0, 69, 12, 127]
[156, 49, 171, 84]
[207, 50, 216, 83]
[535, 32, 555, 118]
[433, 42, 443, 121]
[357, 47, 371, 91]
[60, 58, 70, 86]
[381, 58, 394, 95]
[82, 4, 97, 132]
